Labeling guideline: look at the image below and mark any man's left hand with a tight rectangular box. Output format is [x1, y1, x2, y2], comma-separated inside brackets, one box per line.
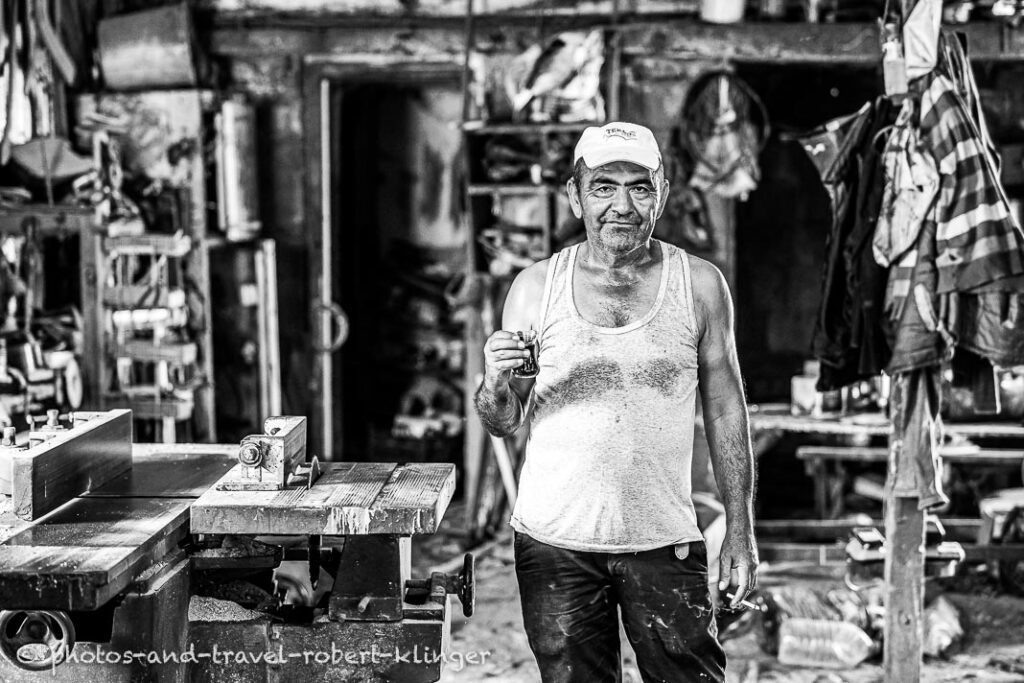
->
[716, 523, 758, 609]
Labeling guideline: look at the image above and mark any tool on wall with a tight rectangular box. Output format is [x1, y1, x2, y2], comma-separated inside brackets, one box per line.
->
[682, 70, 770, 201]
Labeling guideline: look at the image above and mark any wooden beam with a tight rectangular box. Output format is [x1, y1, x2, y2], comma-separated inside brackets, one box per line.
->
[199, 0, 699, 19]
[11, 410, 133, 521]
[208, 19, 1024, 63]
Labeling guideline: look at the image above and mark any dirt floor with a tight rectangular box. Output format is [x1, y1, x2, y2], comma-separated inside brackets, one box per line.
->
[414, 522, 1024, 683]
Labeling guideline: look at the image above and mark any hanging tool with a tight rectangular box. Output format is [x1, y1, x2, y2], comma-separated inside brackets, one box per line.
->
[1, 0, 19, 165]
[31, 0, 75, 87]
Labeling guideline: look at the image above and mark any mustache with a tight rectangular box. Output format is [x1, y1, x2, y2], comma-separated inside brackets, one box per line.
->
[600, 215, 642, 225]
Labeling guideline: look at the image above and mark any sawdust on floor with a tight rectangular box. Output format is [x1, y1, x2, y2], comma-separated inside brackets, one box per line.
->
[413, 530, 1024, 683]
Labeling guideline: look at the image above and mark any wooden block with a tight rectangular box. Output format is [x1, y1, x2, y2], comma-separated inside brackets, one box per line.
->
[11, 409, 133, 521]
[191, 462, 456, 536]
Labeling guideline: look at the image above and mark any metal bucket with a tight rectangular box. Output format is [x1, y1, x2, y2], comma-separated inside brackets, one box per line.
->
[97, 3, 199, 91]
[216, 98, 262, 241]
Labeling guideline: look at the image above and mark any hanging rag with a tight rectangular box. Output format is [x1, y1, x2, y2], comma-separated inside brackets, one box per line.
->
[683, 72, 768, 201]
[873, 99, 939, 269]
[889, 368, 949, 511]
[903, 0, 943, 81]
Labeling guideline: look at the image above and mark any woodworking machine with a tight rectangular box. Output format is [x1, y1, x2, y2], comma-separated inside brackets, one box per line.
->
[0, 410, 472, 682]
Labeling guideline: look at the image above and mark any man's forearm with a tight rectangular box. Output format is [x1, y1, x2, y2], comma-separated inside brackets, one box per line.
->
[474, 379, 524, 437]
[704, 406, 755, 525]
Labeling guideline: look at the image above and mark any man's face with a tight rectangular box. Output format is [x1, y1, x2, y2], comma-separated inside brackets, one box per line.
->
[567, 160, 669, 254]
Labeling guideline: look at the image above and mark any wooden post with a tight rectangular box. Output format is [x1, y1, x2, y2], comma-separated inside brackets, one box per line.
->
[883, 374, 924, 682]
[885, 4, 926, 681]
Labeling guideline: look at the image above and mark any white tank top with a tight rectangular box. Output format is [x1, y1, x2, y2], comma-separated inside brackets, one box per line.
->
[510, 239, 704, 552]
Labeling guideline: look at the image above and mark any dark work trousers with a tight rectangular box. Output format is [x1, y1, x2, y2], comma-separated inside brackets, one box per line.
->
[514, 531, 726, 683]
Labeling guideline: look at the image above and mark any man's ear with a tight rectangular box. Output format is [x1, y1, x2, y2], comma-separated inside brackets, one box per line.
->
[655, 178, 670, 220]
[566, 179, 584, 219]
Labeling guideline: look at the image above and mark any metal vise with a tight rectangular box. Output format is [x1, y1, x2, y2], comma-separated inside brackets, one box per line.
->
[217, 415, 313, 491]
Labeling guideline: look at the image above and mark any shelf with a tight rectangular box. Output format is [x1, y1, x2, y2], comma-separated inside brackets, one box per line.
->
[102, 286, 187, 310]
[103, 393, 195, 421]
[114, 340, 198, 364]
[103, 233, 192, 257]
[463, 121, 599, 135]
[467, 184, 556, 196]
[0, 204, 93, 236]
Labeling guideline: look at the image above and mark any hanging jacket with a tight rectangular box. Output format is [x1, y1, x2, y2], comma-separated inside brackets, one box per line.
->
[803, 99, 896, 391]
[884, 54, 1024, 374]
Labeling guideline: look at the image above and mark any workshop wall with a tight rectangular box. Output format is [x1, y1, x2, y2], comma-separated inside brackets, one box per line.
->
[376, 87, 465, 250]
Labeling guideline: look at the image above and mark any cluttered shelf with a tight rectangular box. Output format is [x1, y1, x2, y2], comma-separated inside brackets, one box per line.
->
[466, 183, 556, 196]
[0, 204, 93, 236]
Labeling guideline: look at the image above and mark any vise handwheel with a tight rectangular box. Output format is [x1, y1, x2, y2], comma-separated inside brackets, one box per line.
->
[0, 610, 76, 671]
[459, 553, 476, 618]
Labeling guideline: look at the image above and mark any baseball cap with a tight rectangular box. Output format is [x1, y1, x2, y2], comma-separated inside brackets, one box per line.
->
[573, 122, 661, 171]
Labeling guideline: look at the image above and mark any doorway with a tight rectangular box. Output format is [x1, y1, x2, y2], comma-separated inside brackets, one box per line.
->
[308, 64, 464, 461]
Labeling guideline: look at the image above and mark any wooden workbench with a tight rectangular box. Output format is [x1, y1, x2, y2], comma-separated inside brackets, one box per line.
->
[749, 402, 1024, 440]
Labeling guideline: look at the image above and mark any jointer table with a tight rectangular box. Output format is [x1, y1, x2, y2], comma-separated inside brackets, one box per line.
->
[0, 411, 469, 683]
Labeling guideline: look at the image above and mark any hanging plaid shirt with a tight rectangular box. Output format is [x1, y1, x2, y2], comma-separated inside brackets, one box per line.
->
[884, 68, 1024, 367]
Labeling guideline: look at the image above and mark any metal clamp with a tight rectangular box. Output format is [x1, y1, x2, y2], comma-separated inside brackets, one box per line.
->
[406, 553, 476, 618]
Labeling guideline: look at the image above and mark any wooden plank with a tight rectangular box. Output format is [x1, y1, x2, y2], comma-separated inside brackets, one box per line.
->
[366, 463, 456, 535]
[796, 446, 1024, 466]
[11, 410, 133, 520]
[85, 450, 236, 498]
[132, 443, 239, 458]
[750, 406, 1024, 439]
[192, 462, 456, 535]
[756, 518, 981, 543]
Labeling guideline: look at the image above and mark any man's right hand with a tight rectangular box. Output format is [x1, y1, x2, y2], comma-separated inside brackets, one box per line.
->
[483, 330, 530, 387]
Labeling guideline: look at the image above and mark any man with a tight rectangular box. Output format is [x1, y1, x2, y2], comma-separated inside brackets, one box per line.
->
[474, 121, 757, 683]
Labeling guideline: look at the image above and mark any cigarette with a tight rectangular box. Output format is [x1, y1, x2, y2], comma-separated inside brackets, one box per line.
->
[724, 592, 759, 610]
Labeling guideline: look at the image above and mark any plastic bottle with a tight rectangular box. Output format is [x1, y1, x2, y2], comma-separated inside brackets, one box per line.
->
[776, 617, 875, 669]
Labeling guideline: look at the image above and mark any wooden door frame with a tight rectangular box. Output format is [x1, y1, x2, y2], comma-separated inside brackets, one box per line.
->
[302, 57, 463, 461]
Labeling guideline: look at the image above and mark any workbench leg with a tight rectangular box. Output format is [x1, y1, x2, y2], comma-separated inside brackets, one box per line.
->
[884, 494, 924, 682]
[830, 462, 848, 520]
[806, 459, 827, 519]
[161, 417, 177, 444]
[329, 536, 411, 622]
